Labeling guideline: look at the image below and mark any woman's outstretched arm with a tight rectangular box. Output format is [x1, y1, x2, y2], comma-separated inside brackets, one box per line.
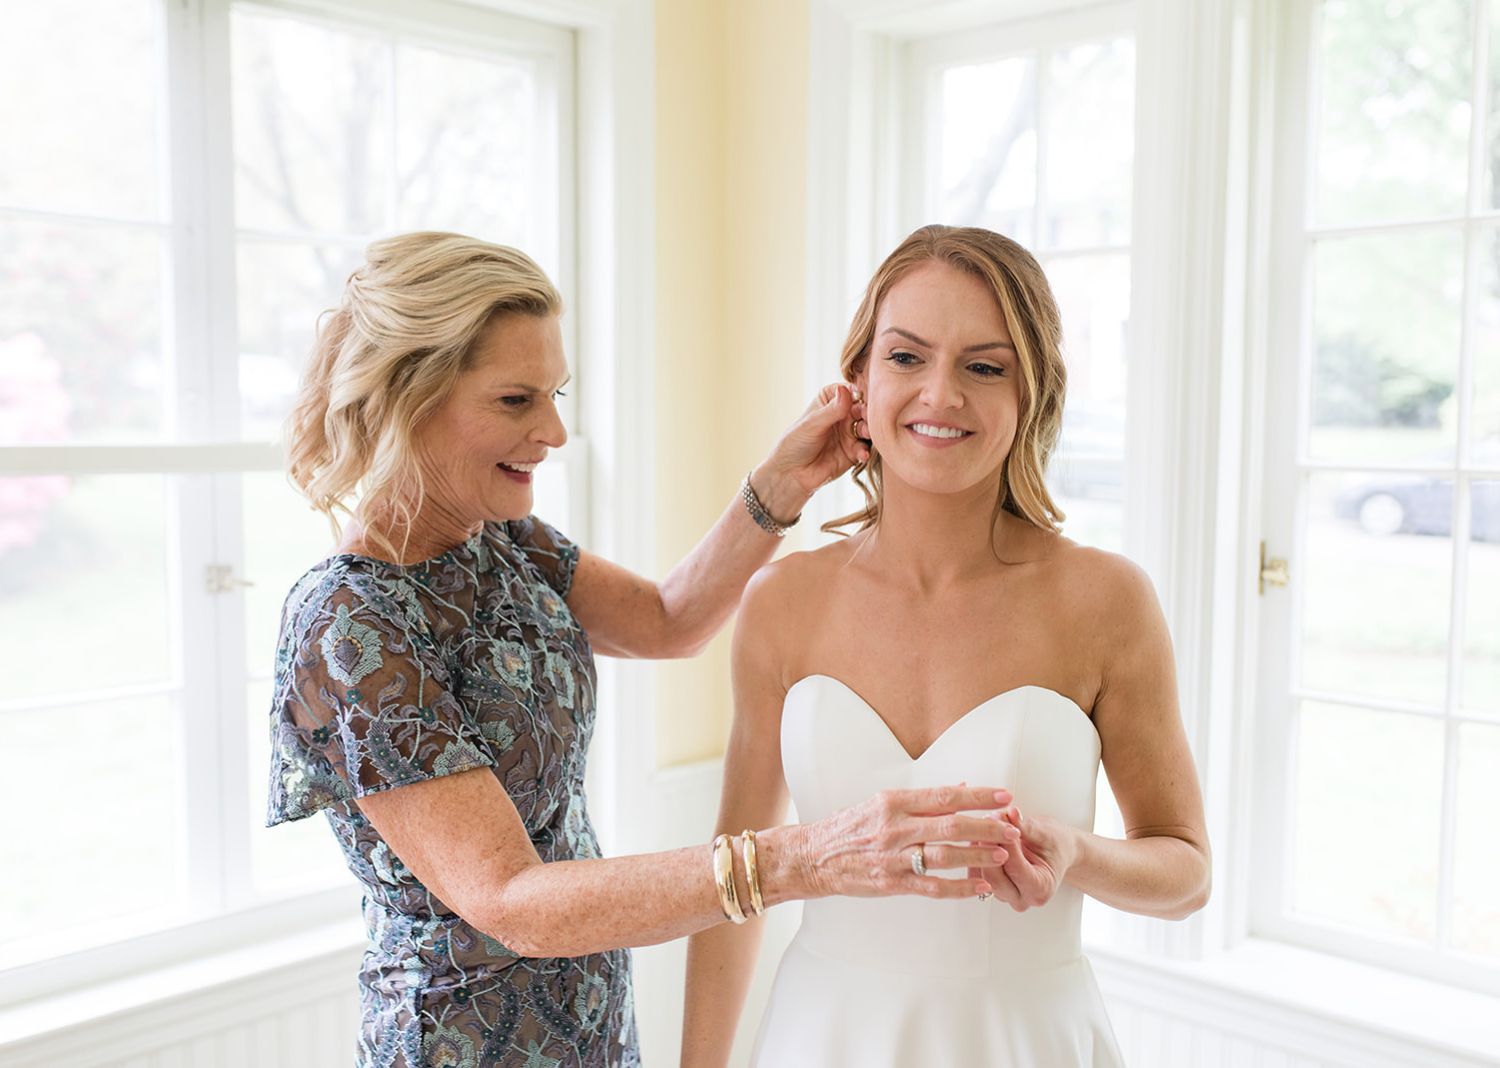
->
[565, 384, 867, 660]
[354, 758, 1012, 959]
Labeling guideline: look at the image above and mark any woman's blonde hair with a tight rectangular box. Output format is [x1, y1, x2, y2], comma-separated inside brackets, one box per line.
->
[824, 224, 1067, 536]
[284, 232, 562, 557]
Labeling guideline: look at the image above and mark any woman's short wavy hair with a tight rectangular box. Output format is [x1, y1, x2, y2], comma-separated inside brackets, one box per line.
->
[824, 224, 1067, 536]
[284, 232, 562, 557]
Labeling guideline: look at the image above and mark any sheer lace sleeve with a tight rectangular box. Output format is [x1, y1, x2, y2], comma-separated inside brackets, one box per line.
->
[267, 568, 495, 824]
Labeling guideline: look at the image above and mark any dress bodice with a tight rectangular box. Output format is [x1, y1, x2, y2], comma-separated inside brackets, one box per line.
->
[781, 675, 1102, 977]
[752, 674, 1123, 1067]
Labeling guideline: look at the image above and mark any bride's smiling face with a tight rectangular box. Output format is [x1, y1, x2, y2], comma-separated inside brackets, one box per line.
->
[856, 259, 1020, 498]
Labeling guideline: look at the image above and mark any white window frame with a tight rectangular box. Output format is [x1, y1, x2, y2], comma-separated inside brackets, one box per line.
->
[0, 0, 658, 1014]
[1252, 0, 1500, 997]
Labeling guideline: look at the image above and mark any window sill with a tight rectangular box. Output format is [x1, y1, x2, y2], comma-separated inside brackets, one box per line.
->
[0, 905, 365, 1052]
[1087, 936, 1500, 1064]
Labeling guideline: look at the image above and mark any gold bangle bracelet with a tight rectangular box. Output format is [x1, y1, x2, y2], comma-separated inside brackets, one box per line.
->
[741, 829, 765, 917]
[712, 833, 746, 924]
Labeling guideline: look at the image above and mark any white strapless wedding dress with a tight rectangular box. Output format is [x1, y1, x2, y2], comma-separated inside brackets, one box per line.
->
[750, 675, 1124, 1068]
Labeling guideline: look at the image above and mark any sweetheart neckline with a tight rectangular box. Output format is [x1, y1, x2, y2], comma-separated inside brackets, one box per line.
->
[785, 673, 1097, 763]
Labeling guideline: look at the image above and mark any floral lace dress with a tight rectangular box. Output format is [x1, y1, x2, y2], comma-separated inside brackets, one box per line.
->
[267, 518, 639, 1068]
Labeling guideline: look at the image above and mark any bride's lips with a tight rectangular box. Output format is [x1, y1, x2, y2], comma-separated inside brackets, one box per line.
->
[905, 421, 972, 446]
[497, 459, 543, 483]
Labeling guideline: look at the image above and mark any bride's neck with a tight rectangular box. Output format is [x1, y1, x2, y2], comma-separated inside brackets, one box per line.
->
[861, 478, 1018, 587]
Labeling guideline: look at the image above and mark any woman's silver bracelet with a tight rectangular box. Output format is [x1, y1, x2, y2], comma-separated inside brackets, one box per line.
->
[740, 472, 800, 538]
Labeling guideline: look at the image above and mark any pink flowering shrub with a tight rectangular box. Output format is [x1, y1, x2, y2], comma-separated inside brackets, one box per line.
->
[0, 332, 72, 555]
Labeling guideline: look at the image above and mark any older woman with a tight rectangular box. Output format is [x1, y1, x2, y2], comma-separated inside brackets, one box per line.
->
[681, 225, 1210, 1067]
[266, 231, 1016, 1068]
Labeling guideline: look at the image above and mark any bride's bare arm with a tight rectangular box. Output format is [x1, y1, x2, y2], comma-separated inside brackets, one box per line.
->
[992, 554, 1211, 920]
[680, 567, 796, 1067]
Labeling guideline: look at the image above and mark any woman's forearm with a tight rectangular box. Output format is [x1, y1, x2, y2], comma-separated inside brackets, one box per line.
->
[650, 469, 811, 656]
[569, 387, 862, 660]
[470, 827, 804, 959]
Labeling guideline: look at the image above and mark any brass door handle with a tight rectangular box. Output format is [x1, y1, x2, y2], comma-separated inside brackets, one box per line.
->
[1259, 541, 1289, 594]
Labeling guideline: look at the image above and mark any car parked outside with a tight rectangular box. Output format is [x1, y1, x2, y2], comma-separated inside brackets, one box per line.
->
[1333, 436, 1500, 542]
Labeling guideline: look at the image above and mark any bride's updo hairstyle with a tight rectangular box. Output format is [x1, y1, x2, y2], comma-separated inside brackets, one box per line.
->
[824, 224, 1066, 536]
[284, 232, 562, 557]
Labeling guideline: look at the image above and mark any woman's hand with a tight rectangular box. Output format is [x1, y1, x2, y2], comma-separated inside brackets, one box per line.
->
[777, 785, 1015, 903]
[974, 807, 1078, 911]
[749, 383, 869, 524]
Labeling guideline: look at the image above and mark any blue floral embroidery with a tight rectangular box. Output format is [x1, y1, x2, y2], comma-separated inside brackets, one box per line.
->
[266, 519, 637, 1068]
[433, 739, 488, 777]
[320, 603, 385, 685]
[423, 1024, 477, 1068]
[519, 1041, 561, 1068]
[490, 639, 532, 689]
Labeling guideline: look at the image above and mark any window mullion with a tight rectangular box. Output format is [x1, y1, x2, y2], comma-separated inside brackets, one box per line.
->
[162, 0, 245, 917]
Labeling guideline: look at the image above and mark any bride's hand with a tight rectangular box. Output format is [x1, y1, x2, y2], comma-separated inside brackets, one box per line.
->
[791, 785, 1013, 901]
[978, 807, 1076, 911]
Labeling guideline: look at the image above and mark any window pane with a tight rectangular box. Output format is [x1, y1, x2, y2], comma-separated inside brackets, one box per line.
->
[1454, 720, 1500, 956]
[1315, 0, 1472, 227]
[1305, 471, 1451, 705]
[1485, 0, 1500, 210]
[1293, 700, 1443, 940]
[231, 11, 389, 235]
[0, 220, 166, 443]
[1043, 39, 1133, 250]
[237, 241, 363, 441]
[1310, 230, 1462, 463]
[243, 472, 339, 679]
[1466, 481, 1500, 710]
[0, 475, 171, 703]
[0, 693, 181, 943]
[395, 44, 540, 243]
[0, 0, 162, 220]
[938, 56, 1038, 243]
[1045, 253, 1129, 551]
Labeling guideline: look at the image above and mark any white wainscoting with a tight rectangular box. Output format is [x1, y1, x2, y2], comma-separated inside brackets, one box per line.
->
[0, 936, 364, 1068]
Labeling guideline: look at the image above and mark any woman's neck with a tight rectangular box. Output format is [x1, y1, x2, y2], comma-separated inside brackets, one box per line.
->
[337, 509, 481, 565]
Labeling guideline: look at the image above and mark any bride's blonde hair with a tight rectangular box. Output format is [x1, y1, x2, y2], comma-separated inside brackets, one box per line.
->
[823, 224, 1067, 535]
[284, 232, 562, 559]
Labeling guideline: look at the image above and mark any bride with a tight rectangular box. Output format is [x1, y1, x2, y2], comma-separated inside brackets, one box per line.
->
[680, 225, 1210, 1067]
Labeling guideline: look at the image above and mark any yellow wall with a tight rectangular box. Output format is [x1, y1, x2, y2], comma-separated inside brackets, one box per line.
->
[653, 0, 810, 767]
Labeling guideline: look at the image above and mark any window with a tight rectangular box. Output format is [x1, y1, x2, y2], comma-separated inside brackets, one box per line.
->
[0, 0, 575, 984]
[901, 5, 1135, 552]
[1258, 0, 1500, 991]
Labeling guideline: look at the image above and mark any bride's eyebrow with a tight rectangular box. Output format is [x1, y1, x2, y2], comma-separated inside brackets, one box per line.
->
[882, 326, 1015, 353]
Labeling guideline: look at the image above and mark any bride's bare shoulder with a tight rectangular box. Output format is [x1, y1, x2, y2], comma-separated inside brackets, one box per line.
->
[741, 532, 864, 617]
[1041, 532, 1164, 627]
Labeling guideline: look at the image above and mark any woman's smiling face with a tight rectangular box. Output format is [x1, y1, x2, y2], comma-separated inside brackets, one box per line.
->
[856, 259, 1020, 499]
[411, 311, 570, 535]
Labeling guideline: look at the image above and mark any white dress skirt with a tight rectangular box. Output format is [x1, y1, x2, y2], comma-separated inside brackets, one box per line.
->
[750, 675, 1125, 1068]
